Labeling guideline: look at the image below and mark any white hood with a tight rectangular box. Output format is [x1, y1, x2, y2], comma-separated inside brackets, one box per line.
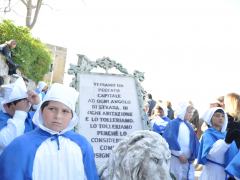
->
[32, 83, 79, 135]
[175, 102, 191, 120]
[37, 81, 47, 92]
[1, 77, 28, 105]
[201, 107, 228, 132]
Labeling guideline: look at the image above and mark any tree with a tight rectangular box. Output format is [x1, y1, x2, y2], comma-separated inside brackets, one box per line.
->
[1, 0, 45, 29]
[0, 20, 52, 81]
[21, 0, 43, 29]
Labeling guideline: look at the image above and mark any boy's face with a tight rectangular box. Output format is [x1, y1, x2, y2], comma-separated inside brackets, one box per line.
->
[4, 98, 30, 116]
[42, 101, 73, 132]
[211, 112, 225, 130]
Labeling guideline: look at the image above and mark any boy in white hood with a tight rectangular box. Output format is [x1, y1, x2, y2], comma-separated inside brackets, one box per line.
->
[0, 83, 99, 180]
[0, 77, 39, 154]
[197, 107, 238, 180]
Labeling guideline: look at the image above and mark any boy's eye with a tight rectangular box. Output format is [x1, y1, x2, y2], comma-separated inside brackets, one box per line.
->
[48, 107, 56, 111]
[63, 110, 70, 114]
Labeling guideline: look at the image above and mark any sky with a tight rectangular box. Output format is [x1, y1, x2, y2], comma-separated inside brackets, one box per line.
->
[1, 0, 240, 114]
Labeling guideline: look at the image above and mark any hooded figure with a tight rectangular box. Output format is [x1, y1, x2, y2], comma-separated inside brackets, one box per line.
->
[35, 81, 48, 100]
[151, 103, 171, 135]
[0, 77, 37, 154]
[197, 107, 238, 180]
[0, 83, 99, 180]
[163, 102, 199, 180]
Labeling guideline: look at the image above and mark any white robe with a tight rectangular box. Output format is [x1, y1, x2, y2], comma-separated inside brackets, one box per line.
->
[0, 111, 27, 154]
[170, 122, 194, 180]
[199, 139, 230, 180]
[32, 137, 86, 180]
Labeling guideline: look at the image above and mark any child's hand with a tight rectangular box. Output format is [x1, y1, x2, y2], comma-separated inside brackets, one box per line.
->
[27, 90, 40, 105]
[178, 155, 188, 164]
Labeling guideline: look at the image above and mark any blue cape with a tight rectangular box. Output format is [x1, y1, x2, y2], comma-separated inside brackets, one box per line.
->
[0, 110, 35, 132]
[152, 116, 170, 134]
[197, 127, 238, 167]
[225, 150, 240, 178]
[163, 118, 200, 161]
[0, 128, 99, 180]
[162, 116, 171, 122]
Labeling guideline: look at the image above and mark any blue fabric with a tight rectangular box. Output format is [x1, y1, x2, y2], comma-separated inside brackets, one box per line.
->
[0, 128, 99, 180]
[163, 118, 200, 161]
[35, 89, 40, 94]
[206, 158, 225, 167]
[35, 89, 46, 100]
[197, 128, 238, 167]
[225, 150, 240, 179]
[162, 116, 171, 122]
[0, 110, 35, 132]
[152, 116, 170, 135]
[40, 92, 46, 100]
[0, 111, 11, 130]
[153, 123, 166, 134]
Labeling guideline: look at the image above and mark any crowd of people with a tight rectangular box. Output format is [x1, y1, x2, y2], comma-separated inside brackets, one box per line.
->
[0, 40, 239, 179]
[146, 93, 240, 180]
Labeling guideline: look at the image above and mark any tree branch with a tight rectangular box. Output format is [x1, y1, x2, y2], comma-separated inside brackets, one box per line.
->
[20, 0, 27, 7]
[25, 0, 32, 28]
[28, 0, 43, 29]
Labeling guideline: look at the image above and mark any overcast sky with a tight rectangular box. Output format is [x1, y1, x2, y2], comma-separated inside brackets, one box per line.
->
[1, 0, 240, 114]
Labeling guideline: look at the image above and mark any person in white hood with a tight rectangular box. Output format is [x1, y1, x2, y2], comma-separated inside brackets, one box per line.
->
[197, 107, 239, 180]
[35, 81, 48, 100]
[151, 103, 171, 135]
[0, 77, 39, 154]
[163, 102, 199, 180]
[0, 83, 99, 180]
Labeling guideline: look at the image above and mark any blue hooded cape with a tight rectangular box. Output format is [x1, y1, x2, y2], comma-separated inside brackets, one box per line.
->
[0, 128, 99, 180]
[0, 110, 35, 132]
[197, 127, 238, 167]
[152, 116, 170, 135]
[163, 118, 199, 161]
[225, 150, 240, 179]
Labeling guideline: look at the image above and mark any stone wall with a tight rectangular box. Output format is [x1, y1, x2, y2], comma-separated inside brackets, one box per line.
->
[0, 54, 9, 77]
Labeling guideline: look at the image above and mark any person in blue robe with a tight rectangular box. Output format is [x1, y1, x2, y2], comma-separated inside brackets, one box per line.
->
[35, 81, 48, 101]
[197, 107, 238, 180]
[163, 102, 199, 180]
[151, 103, 171, 135]
[0, 77, 38, 154]
[0, 83, 99, 180]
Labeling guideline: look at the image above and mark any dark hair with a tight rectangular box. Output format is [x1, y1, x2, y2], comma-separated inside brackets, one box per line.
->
[214, 109, 224, 114]
[0, 76, 4, 86]
[6, 98, 28, 107]
[22, 76, 29, 83]
[166, 101, 172, 108]
[156, 105, 163, 111]
[41, 101, 50, 111]
[148, 94, 152, 99]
